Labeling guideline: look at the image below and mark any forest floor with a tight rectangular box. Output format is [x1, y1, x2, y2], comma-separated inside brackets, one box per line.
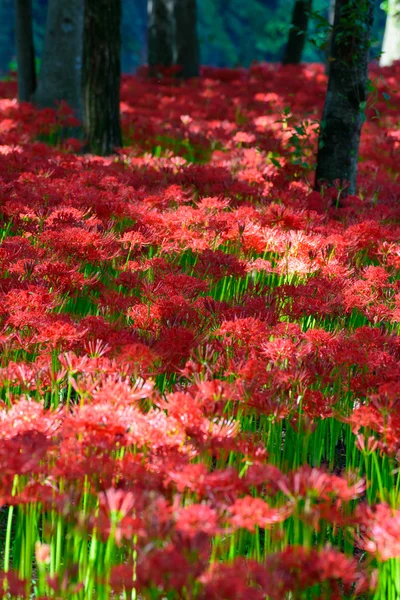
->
[0, 62, 399, 599]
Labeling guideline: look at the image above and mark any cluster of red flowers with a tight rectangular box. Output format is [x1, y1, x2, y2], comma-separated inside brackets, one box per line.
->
[0, 62, 399, 598]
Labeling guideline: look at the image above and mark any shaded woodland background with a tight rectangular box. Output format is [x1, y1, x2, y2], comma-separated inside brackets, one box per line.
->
[0, 0, 388, 75]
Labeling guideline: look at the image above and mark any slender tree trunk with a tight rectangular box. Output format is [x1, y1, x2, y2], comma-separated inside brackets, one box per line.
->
[380, 0, 400, 67]
[325, 0, 336, 73]
[147, 0, 173, 76]
[314, 0, 374, 198]
[173, 0, 200, 78]
[82, 0, 122, 155]
[31, 0, 83, 117]
[15, 0, 36, 102]
[282, 0, 312, 65]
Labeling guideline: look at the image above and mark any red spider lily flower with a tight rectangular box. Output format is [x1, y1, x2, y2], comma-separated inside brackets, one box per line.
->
[135, 544, 195, 594]
[35, 317, 88, 350]
[95, 488, 145, 545]
[165, 463, 208, 494]
[167, 464, 243, 503]
[62, 401, 185, 454]
[228, 496, 292, 531]
[17, 482, 68, 511]
[33, 260, 94, 293]
[35, 542, 51, 565]
[152, 326, 196, 370]
[175, 503, 219, 538]
[108, 563, 136, 594]
[0, 361, 38, 391]
[99, 487, 136, 518]
[199, 559, 265, 600]
[355, 433, 379, 454]
[0, 571, 28, 599]
[357, 503, 400, 561]
[0, 430, 54, 476]
[0, 398, 63, 439]
[3, 285, 55, 328]
[254, 546, 370, 598]
[40, 227, 120, 263]
[279, 466, 365, 504]
[242, 462, 287, 496]
[46, 566, 84, 596]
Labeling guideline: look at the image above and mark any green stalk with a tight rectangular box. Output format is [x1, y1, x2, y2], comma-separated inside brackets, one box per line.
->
[3, 505, 14, 573]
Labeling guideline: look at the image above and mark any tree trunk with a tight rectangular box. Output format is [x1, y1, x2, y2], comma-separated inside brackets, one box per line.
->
[82, 0, 122, 155]
[173, 0, 200, 78]
[15, 0, 36, 102]
[380, 0, 400, 67]
[282, 0, 312, 65]
[147, 0, 173, 76]
[325, 0, 336, 73]
[314, 0, 374, 198]
[31, 0, 83, 117]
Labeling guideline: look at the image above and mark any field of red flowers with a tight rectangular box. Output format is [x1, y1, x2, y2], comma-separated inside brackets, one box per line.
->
[0, 62, 399, 599]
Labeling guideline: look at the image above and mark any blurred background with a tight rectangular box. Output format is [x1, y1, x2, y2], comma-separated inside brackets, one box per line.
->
[0, 0, 388, 75]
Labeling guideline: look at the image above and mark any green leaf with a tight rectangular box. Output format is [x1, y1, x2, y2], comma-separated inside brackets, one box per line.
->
[270, 158, 281, 168]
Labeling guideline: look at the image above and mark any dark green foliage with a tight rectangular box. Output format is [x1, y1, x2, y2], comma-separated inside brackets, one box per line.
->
[0, 0, 15, 76]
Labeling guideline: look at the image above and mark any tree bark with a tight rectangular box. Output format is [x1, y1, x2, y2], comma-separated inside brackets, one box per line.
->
[15, 0, 36, 102]
[147, 0, 174, 76]
[314, 0, 374, 198]
[380, 0, 400, 67]
[282, 0, 312, 65]
[325, 0, 336, 73]
[82, 0, 122, 155]
[173, 0, 200, 78]
[31, 0, 83, 117]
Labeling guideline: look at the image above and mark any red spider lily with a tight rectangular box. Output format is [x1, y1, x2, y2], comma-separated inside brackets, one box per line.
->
[228, 496, 292, 531]
[175, 503, 219, 538]
[0, 430, 54, 476]
[93, 488, 145, 545]
[0, 571, 28, 599]
[0, 399, 63, 438]
[199, 559, 265, 600]
[357, 503, 400, 561]
[255, 546, 370, 598]
[135, 544, 197, 594]
[167, 464, 243, 503]
[279, 466, 365, 504]
[3, 285, 55, 329]
[46, 566, 84, 596]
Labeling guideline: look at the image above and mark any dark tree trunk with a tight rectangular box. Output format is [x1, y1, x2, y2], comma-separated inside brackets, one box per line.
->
[325, 0, 336, 73]
[15, 0, 36, 102]
[173, 0, 200, 78]
[82, 0, 122, 155]
[314, 0, 374, 198]
[31, 0, 83, 117]
[282, 0, 312, 65]
[147, 0, 173, 76]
